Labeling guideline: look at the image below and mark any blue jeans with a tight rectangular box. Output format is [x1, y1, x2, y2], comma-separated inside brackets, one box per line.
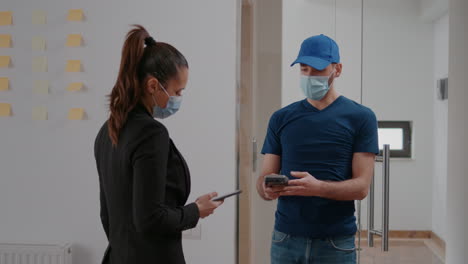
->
[271, 230, 356, 264]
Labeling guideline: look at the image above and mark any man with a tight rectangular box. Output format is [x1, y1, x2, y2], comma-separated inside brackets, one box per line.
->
[257, 34, 379, 264]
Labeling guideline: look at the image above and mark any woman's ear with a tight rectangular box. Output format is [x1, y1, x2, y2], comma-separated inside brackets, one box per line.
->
[146, 77, 160, 94]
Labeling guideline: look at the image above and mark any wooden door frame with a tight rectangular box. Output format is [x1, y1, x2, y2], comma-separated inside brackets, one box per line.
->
[237, 0, 254, 263]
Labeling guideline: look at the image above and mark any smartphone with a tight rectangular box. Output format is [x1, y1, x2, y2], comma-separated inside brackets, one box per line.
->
[265, 174, 289, 187]
[211, 190, 242, 201]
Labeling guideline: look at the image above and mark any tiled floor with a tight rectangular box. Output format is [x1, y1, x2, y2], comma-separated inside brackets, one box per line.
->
[357, 239, 445, 264]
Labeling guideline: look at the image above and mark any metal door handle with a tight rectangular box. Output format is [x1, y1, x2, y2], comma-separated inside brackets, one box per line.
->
[252, 138, 257, 172]
[367, 144, 390, 251]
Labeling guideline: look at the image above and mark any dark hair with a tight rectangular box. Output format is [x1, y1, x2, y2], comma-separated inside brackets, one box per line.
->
[108, 25, 188, 145]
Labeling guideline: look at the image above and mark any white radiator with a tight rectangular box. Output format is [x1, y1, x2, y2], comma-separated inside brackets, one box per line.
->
[0, 243, 72, 264]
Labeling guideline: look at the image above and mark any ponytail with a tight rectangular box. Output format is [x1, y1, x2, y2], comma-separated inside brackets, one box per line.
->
[108, 25, 188, 145]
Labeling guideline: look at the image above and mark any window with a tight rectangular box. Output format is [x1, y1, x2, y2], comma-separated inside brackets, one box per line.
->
[378, 121, 412, 158]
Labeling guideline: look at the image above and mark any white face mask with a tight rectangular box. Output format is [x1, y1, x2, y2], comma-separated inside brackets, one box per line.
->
[152, 84, 183, 119]
[300, 70, 335, 101]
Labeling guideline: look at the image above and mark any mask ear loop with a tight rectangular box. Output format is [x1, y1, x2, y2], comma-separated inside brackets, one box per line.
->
[159, 83, 170, 98]
[328, 70, 336, 88]
[151, 81, 169, 109]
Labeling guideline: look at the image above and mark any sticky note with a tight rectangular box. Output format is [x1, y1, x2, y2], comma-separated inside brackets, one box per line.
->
[0, 35, 11, 48]
[67, 9, 83, 21]
[67, 82, 83, 92]
[32, 106, 47, 120]
[66, 34, 82, 47]
[33, 80, 49, 94]
[32, 10, 46, 25]
[66, 60, 81, 72]
[0, 103, 11, 116]
[33, 56, 47, 72]
[0, 77, 9, 91]
[0, 56, 10, 68]
[68, 108, 84, 120]
[0, 11, 12, 26]
[32, 36, 46, 51]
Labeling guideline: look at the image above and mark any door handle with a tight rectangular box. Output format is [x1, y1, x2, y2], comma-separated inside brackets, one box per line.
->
[367, 144, 390, 251]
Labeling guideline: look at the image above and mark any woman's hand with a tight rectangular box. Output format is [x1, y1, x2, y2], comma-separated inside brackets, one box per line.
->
[195, 192, 224, 219]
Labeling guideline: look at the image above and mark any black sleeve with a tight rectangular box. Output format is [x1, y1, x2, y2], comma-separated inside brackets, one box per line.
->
[99, 176, 110, 239]
[131, 124, 200, 235]
[95, 129, 110, 239]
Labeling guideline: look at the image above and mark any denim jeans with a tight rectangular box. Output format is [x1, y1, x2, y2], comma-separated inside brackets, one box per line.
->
[271, 230, 356, 264]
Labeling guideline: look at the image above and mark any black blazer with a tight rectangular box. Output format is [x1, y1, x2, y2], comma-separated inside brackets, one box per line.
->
[94, 104, 199, 264]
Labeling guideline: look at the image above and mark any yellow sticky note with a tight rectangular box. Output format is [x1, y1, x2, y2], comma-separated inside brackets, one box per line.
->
[0, 103, 11, 116]
[33, 56, 47, 72]
[67, 9, 83, 21]
[67, 82, 83, 92]
[32, 106, 47, 120]
[66, 60, 81, 72]
[32, 36, 46, 51]
[66, 34, 82, 47]
[0, 77, 9, 91]
[0, 11, 12, 26]
[0, 35, 11, 48]
[32, 10, 46, 25]
[68, 108, 84, 120]
[33, 80, 49, 94]
[0, 56, 10, 68]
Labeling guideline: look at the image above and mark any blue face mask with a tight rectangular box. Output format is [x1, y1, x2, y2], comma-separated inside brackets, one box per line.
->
[152, 84, 183, 119]
[300, 71, 335, 101]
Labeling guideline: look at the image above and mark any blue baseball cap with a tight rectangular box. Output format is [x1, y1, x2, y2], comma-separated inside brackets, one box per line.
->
[291, 34, 340, 70]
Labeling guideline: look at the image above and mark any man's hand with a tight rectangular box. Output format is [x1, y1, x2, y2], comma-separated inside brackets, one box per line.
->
[279, 171, 323, 197]
[256, 154, 282, 201]
[263, 183, 286, 200]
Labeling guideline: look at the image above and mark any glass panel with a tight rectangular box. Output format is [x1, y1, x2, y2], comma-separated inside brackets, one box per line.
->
[378, 128, 403, 150]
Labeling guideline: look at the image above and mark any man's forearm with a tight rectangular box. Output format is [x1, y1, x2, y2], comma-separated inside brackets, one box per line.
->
[318, 178, 369, 201]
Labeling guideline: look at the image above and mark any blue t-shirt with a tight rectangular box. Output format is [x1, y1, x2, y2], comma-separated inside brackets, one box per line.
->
[262, 96, 379, 238]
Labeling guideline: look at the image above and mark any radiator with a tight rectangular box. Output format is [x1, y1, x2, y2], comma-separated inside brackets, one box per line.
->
[0, 243, 72, 264]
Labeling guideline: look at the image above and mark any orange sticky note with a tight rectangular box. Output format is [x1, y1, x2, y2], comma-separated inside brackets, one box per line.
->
[67, 9, 83, 21]
[68, 108, 84, 120]
[0, 56, 10, 68]
[0, 34, 11, 48]
[0, 11, 12, 26]
[0, 77, 9, 91]
[0, 103, 11, 116]
[66, 60, 81, 72]
[66, 34, 82, 47]
[67, 82, 83, 92]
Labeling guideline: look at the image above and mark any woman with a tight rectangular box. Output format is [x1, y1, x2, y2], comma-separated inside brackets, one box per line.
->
[94, 25, 223, 264]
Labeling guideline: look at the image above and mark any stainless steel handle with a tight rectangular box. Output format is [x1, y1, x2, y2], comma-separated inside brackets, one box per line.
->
[252, 137, 257, 172]
[367, 144, 390, 251]
[367, 172, 375, 247]
[382, 144, 390, 251]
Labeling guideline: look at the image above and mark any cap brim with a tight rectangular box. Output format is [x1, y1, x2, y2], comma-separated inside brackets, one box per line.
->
[290, 56, 331, 70]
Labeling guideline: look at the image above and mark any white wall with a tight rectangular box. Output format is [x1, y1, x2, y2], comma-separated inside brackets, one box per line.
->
[446, 0, 468, 262]
[282, 0, 434, 231]
[432, 13, 449, 241]
[0, 1, 238, 264]
[361, 0, 434, 231]
[420, 0, 449, 22]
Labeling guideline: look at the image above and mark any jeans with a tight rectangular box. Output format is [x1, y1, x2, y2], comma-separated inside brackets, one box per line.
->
[271, 230, 356, 264]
